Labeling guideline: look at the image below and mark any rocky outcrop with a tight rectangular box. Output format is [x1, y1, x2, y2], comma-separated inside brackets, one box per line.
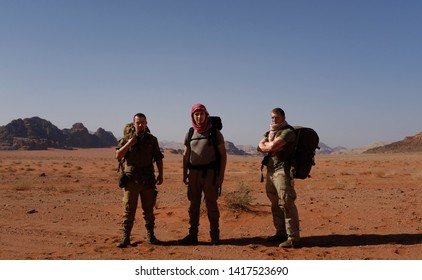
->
[62, 123, 116, 148]
[94, 128, 119, 148]
[364, 132, 422, 153]
[0, 117, 65, 150]
[225, 141, 247, 155]
[0, 117, 117, 150]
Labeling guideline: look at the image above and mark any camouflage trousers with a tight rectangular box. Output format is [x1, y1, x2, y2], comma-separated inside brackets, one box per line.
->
[266, 167, 300, 241]
[186, 168, 220, 237]
[121, 179, 157, 233]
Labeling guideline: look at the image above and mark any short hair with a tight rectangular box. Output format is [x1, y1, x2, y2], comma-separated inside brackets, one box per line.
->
[133, 113, 147, 120]
[272, 108, 285, 117]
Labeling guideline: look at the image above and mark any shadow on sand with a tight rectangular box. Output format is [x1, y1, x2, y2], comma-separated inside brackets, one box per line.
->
[156, 233, 422, 248]
[299, 233, 422, 248]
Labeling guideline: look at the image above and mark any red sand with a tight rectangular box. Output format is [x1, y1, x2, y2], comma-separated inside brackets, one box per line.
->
[0, 149, 421, 260]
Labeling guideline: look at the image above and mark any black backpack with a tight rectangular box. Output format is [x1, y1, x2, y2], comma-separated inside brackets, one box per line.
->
[187, 116, 222, 148]
[289, 126, 319, 179]
[261, 125, 319, 181]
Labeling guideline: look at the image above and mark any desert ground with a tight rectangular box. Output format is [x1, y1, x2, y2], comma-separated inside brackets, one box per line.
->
[0, 148, 420, 260]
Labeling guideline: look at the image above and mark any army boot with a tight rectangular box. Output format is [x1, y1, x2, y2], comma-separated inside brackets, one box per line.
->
[279, 239, 301, 248]
[266, 232, 288, 243]
[179, 227, 198, 245]
[146, 229, 159, 244]
[210, 229, 220, 245]
[179, 234, 198, 245]
[117, 231, 131, 248]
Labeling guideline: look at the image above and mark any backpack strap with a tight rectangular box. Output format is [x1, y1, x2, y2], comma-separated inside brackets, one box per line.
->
[187, 127, 195, 143]
[187, 126, 221, 194]
[283, 125, 299, 179]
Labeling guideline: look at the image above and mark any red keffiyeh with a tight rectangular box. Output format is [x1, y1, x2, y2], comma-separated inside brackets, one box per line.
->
[191, 103, 212, 132]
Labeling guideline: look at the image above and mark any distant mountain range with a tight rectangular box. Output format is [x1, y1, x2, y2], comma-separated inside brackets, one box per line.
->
[1, 117, 421, 154]
[0, 117, 117, 150]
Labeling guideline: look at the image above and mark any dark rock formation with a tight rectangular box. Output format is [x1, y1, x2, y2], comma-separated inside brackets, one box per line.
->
[0, 117, 117, 150]
[225, 141, 247, 155]
[0, 117, 65, 150]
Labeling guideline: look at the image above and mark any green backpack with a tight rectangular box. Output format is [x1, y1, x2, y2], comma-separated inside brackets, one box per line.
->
[261, 125, 319, 181]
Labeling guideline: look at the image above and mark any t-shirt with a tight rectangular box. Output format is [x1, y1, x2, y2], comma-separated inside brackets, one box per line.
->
[266, 127, 296, 171]
[184, 128, 224, 166]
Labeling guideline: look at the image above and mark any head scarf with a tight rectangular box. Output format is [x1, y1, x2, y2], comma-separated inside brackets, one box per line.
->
[191, 103, 212, 133]
[268, 120, 288, 141]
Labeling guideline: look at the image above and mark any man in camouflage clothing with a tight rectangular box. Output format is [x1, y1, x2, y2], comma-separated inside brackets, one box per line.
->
[115, 113, 164, 248]
[258, 108, 300, 248]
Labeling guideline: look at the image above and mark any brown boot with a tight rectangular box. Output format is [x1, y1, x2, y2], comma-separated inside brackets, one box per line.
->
[279, 239, 300, 248]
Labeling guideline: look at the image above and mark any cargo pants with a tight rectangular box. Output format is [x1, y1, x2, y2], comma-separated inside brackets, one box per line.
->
[186, 168, 220, 238]
[121, 179, 157, 234]
[266, 166, 300, 241]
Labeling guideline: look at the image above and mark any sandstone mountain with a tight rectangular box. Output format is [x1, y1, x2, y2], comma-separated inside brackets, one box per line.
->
[62, 123, 117, 149]
[0, 117, 117, 150]
[225, 141, 247, 155]
[364, 132, 422, 153]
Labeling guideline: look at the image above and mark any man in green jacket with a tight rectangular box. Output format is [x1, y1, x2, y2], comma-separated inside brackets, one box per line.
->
[115, 113, 164, 248]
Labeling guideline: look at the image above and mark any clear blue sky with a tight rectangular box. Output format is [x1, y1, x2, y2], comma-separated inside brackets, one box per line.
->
[1, 0, 421, 149]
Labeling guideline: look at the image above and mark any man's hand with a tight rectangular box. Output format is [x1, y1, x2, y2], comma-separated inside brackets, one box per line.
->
[127, 137, 137, 147]
[156, 174, 163, 185]
[183, 174, 189, 185]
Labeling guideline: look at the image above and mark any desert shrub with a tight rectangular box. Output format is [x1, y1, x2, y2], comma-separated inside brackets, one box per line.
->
[225, 181, 252, 212]
[12, 181, 31, 191]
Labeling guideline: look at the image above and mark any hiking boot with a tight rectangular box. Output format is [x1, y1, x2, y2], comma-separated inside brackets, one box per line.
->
[210, 234, 220, 245]
[117, 235, 131, 248]
[279, 239, 300, 248]
[266, 233, 288, 243]
[147, 233, 160, 245]
[179, 234, 198, 245]
[210, 236, 220, 245]
[210, 230, 220, 245]
[147, 229, 160, 244]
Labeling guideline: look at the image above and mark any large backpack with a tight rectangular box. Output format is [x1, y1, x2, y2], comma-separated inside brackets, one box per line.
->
[289, 126, 319, 179]
[261, 125, 319, 181]
[117, 123, 151, 173]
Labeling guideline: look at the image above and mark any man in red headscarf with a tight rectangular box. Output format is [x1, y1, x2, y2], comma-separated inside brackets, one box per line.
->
[180, 104, 227, 245]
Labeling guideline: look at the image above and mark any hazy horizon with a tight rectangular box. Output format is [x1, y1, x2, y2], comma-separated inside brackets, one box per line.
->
[1, 0, 421, 149]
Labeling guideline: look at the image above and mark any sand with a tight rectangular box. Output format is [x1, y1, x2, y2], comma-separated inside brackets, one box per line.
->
[0, 148, 421, 260]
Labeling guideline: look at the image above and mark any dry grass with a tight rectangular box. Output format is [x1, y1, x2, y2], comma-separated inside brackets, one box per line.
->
[224, 181, 253, 212]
